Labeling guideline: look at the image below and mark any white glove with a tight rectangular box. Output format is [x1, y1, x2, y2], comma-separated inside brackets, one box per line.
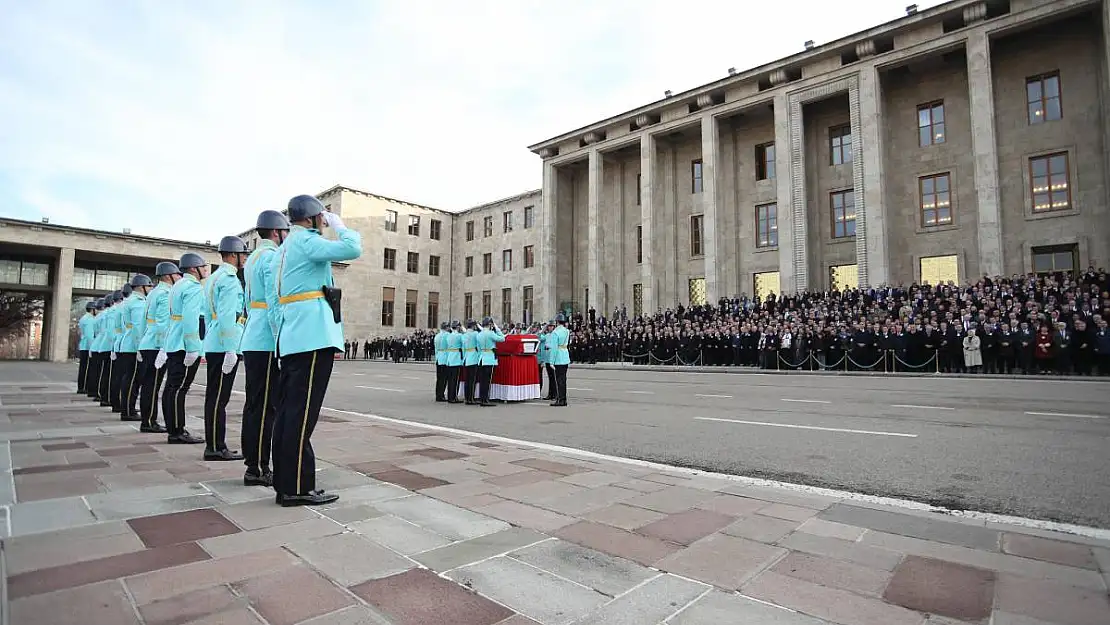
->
[221, 352, 238, 374]
[275, 352, 281, 370]
[183, 352, 199, 367]
[110, 352, 117, 361]
[136, 352, 143, 363]
[323, 211, 346, 231]
[155, 349, 167, 369]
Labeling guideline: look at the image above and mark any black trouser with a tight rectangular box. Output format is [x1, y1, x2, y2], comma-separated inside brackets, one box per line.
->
[435, 364, 447, 400]
[464, 364, 478, 403]
[116, 353, 140, 416]
[242, 351, 278, 474]
[89, 353, 105, 400]
[554, 364, 568, 403]
[162, 352, 200, 437]
[204, 352, 239, 453]
[77, 350, 90, 393]
[478, 365, 494, 403]
[138, 350, 165, 429]
[447, 366, 460, 402]
[273, 348, 334, 496]
[100, 355, 113, 405]
[545, 364, 556, 399]
[111, 352, 130, 411]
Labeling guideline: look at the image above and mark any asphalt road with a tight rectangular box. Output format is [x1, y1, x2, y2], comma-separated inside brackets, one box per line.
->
[15, 360, 1110, 527]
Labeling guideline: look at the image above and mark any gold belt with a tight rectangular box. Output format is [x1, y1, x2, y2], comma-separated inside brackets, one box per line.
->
[250, 302, 268, 309]
[170, 315, 183, 321]
[278, 291, 324, 305]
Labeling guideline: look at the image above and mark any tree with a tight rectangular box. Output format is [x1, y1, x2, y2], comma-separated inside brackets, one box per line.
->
[0, 290, 44, 341]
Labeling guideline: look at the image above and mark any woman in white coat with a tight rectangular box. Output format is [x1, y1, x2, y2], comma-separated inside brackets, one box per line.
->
[963, 328, 982, 373]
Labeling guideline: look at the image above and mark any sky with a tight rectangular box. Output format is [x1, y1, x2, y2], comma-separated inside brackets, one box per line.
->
[0, 0, 946, 243]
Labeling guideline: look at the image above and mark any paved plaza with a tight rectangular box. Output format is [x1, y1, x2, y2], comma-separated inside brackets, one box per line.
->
[1, 362, 1109, 624]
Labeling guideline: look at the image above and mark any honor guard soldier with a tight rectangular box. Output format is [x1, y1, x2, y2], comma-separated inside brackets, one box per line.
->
[158, 253, 210, 445]
[462, 320, 480, 404]
[99, 290, 123, 408]
[118, 275, 154, 421]
[202, 236, 249, 462]
[110, 285, 133, 413]
[537, 320, 553, 400]
[77, 301, 96, 394]
[136, 262, 180, 433]
[546, 313, 571, 406]
[271, 195, 361, 507]
[240, 210, 290, 486]
[475, 317, 505, 407]
[445, 320, 463, 404]
[88, 298, 109, 402]
[434, 321, 450, 402]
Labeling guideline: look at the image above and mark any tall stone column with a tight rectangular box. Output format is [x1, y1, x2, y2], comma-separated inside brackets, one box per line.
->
[700, 113, 720, 302]
[640, 133, 657, 314]
[1101, 0, 1110, 222]
[49, 247, 75, 362]
[587, 148, 602, 313]
[773, 94, 799, 293]
[541, 160, 559, 316]
[856, 65, 889, 287]
[967, 30, 1004, 278]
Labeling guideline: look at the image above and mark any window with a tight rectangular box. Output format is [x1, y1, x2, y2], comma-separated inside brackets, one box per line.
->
[632, 284, 643, 318]
[483, 253, 492, 274]
[1029, 152, 1070, 212]
[430, 219, 442, 240]
[73, 267, 96, 290]
[920, 255, 959, 286]
[918, 101, 945, 146]
[919, 173, 953, 226]
[406, 252, 419, 273]
[0, 259, 48, 286]
[830, 190, 856, 238]
[427, 292, 439, 328]
[524, 205, 534, 229]
[501, 288, 512, 321]
[483, 216, 493, 237]
[383, 248, 396, 270]
[481, 290, 492, 317]
[466, 221, 475, 241]
[756, 143, 776, 180]
[691, 159, 703, 193]
[465, 256, 474, 277]
[829, 125, 852, 165]
[407, 215, 420, 236]
[1027, 72, 1061, 124]
[405, 290, 417, 328]
[829, 264, 859, 291]
[1031, 244, 1077, 276]
[464, 292, 473, 320]
[523, 245, 535, 268]
[94, 269, 128, 290]
[754, 271, 780, 300]
[636, 174, 642, 206]
[636, 225, 643, 264]
[503, 211, 513, 233]
[522, 286, 534, 323]
[381, 287, 395, 326]
[688, 277, 707, 306]
[385, 210, 397, 232]
[502, 249, 512, 271]
[690, 215, 704, 256]
[756, 203, 778, 248]
[429, 255, 441, 276]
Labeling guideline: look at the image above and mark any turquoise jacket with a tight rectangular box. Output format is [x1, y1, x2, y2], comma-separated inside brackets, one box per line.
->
[78, 313, 95, 351]
[203, 264, 245, 354]
[271, 224, 362, 357]
[164, 274, 207, 354]
[95, 306, 118, 353]
[461, 330, 478, 366]
[91, 309, 108, 352]
[434, 331, 449, 365]
[536, 331, 549, 365]
[113, 301, 128, 352]
[476, 328, 506, 366]
[118, 293, 146, 353]
[138, 283, 171, 351]
[445, 331, 463, 366]
[240, 240, 280, 353]
[546, 326, 571, 365]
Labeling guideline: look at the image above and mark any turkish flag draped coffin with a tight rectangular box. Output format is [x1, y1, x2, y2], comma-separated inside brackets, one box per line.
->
[458, 334, 541, 401]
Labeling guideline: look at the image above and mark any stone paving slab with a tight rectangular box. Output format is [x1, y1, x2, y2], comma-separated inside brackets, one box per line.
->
[2, 378, 1110, 625]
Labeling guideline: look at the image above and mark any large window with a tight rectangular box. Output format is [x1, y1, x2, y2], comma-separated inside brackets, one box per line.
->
[918, 101, 945, 146]
[829, 264, 859, 291]
[690, 215, 704, 256]
[522, 286, 534, 323]
[427, 292, 439, 328]
[524, 205, 534, 229]
[465, 256, 474, 277]
[1026, 72, 1061, 124]
[466, 221, 474, 241]
[920, 255, 959, 286]
[481, 291, 492, 317]
[383, 248, 396, 271]
[829, 125, 852, 165]
[501, 288, 512, 321]
[919, 173, 952, 227]
[407, 215, 420, 236]
[523, 245, 535, 268]
[429, 255, 441, 276]
[503, 211, 513, 233]
[385, 210, 397, 232]
[0, 260, 49, 287]
[754, 271, 780, 300]
[430, 219, 442, 240]
[1029, 152, 1070, 212]
[502, 249, 512, 271]
[756, 203, 778, 248]
[483, 253, 492, 275]
[1031, 244, 1077, 276]
[405, 290, 417, 328]
[691, 159, 703, 193]
[636, 174, 642, 206]
[381, 287, 395, 326]
[830, 190, 856, 238]
[483, 216, 493, 237]
[464, 292, 473, 320]
[406, 252, 419, 273]
[636, 225, 643, 264]
[756, 143, 775, 180]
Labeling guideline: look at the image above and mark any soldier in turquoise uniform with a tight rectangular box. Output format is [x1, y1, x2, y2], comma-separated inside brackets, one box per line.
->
[270, 195, 361, 507]
[118, 275, 154, 421]
[98, 290, 123, 408]
[77, 301, 96, 394]
[546, 313, 572, 406]
[158, 253, 210, 445]
[461, 320, 481, 404]
[445, 320, 463, 403]
[434, 321, 450, 402]
[537, 320, 554, 401]
[239, 210, 290, 486]
[475, 316, 506, 407]
[137, 262, 180, 434]
[87, 298, 109, 401]
[110, 285, 135, 413]
[202, 236, 249, 462]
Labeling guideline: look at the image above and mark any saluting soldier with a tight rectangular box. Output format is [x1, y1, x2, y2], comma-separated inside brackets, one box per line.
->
[202, 236, 250, 462]
[77, 301, 96, 395]
[240, 210, 289, 486]
[547, 313, 571, 406]
[158, 253, 210, 445]
[118, 275, 155, 420]
[136, 262, 180, 433]
[475, 316, 505, 407]
[270, 195, 361, 507]
[434, 321, 450, 402]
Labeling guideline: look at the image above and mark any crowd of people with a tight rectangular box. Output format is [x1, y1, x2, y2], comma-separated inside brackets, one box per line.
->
[377, 269, 1110, 376]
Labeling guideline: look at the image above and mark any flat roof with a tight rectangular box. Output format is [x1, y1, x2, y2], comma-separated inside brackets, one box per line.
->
[0, 217, 216, 250]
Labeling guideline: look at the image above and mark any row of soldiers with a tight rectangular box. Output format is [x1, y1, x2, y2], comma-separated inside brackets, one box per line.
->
[75, 196, 363, 507]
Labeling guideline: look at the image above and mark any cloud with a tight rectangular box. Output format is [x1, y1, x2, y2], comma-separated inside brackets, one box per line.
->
[0, 0, 945, 243]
